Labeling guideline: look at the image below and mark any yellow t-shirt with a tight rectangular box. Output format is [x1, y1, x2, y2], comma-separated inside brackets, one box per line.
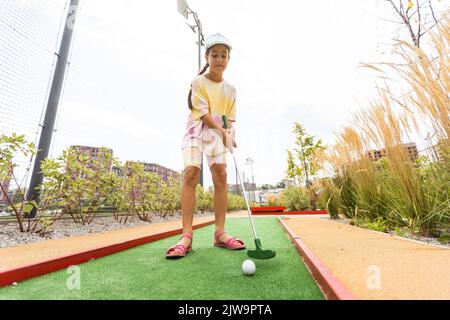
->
[182, 75, 236, 154]
[190, 74, 236, 122]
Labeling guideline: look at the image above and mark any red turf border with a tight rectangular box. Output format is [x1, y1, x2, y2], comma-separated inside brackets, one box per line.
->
[253, 210, 328, 215]
[0, 220, 215, 288]
[250, 206, 286, 213]
[278, 217, 355, 300]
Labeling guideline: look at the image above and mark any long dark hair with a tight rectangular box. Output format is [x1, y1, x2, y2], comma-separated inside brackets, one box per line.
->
[188, 63, 209, 110]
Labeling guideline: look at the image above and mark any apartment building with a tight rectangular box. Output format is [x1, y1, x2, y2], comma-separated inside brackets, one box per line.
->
[70, 145, 113, 172]
[124, 161, 181, 183]
[366, 142, 419, 162]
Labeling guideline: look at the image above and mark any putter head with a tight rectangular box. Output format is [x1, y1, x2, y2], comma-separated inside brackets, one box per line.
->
[247, 239, 276, 260]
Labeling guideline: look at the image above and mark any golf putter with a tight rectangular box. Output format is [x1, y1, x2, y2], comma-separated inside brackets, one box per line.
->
[222, 115, 276, 260]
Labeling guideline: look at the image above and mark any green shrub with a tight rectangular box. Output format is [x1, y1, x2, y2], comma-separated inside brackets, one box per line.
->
[316, 189, 329, 210]
[280, 186, 310, 211]
[267, 197, 282, 207]
[227, 193, 246, 211]
[361, 217, 389, 233]
[437, 234, 450, 244]
[195, 185, 213, 214]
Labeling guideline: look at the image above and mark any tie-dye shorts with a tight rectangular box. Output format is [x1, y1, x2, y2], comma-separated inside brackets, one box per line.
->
[183, 147, 227, 170]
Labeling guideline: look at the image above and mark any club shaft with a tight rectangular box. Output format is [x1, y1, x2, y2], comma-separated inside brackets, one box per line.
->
[231, 151, 258, 239]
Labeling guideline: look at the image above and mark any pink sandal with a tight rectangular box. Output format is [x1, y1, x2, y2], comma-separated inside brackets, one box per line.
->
[166, 233, 193, 259]
[214, 231, 246, 250]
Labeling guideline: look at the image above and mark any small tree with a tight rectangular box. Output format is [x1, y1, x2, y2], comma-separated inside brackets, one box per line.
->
[286, 123, 326, 186]
[81, 148, 117, 223]
[107, 161, 125, 222]
[159, 176, 181, 218]
[123, 162, 153, 222]
[40, 148, 118, 225]
[0, 134, 64, 234]
[142, 171, 158, 218]
[146, 172, 169, 219]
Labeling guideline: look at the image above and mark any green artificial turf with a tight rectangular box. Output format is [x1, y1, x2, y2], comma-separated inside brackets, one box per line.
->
[0, 217, 324, 300]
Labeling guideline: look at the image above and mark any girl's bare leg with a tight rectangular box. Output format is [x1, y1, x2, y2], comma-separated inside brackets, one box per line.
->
[210, 164, 231, 243]
[177, 166, 200, 248]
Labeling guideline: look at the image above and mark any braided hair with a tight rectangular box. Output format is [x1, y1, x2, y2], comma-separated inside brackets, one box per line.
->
[188, 63, 209, 110]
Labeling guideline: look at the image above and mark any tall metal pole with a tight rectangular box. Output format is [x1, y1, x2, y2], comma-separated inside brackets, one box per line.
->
[178, 1, 205, 187]
[26, 0, 80, 215]
[251, 163, 255, 202]
[243, 171, 246, 199]
[425, 132, 438, 162]
[195, 13, 204, 187]
[246, 157, 255, 202]
[197, 16, 202, 71]
[235, 165, 238, 195]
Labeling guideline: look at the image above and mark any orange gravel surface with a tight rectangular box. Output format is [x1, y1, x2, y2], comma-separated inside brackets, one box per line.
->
[281, 216, 450, 300]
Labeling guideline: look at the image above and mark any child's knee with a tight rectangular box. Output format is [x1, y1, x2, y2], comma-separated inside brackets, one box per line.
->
[183, 167, 200, 187]
[212, 167, 227, 185]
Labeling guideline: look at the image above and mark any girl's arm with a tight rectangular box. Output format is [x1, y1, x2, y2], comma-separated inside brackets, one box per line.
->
[200, 114, 234, 129]
[200, 114, 230, 145]
[200, 113, 223, 131]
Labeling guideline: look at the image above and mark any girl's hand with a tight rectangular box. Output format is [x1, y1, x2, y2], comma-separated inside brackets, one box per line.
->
[222, 128, 237, 150]
[220, 128, 227, 146]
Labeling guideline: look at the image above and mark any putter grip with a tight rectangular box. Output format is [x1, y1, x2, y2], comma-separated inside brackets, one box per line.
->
[222, 115, 229, 129]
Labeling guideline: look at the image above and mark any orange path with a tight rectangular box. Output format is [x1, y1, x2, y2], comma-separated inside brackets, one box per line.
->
[281, 216, 450, 300]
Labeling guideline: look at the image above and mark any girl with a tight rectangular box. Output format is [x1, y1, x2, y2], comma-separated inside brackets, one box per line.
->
[166, 33, 246, 258]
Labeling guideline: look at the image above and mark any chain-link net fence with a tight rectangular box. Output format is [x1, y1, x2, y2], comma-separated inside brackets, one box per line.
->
[0, 0, 68, 195]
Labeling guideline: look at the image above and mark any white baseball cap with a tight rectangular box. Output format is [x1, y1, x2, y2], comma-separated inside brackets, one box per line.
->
[205, 33, 232, 51]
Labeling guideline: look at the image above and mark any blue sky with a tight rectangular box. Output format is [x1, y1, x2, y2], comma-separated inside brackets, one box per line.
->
[2, 0, 448, 188]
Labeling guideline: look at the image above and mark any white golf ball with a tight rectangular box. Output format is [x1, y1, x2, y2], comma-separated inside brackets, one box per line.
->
[242, 259, 256, 276]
